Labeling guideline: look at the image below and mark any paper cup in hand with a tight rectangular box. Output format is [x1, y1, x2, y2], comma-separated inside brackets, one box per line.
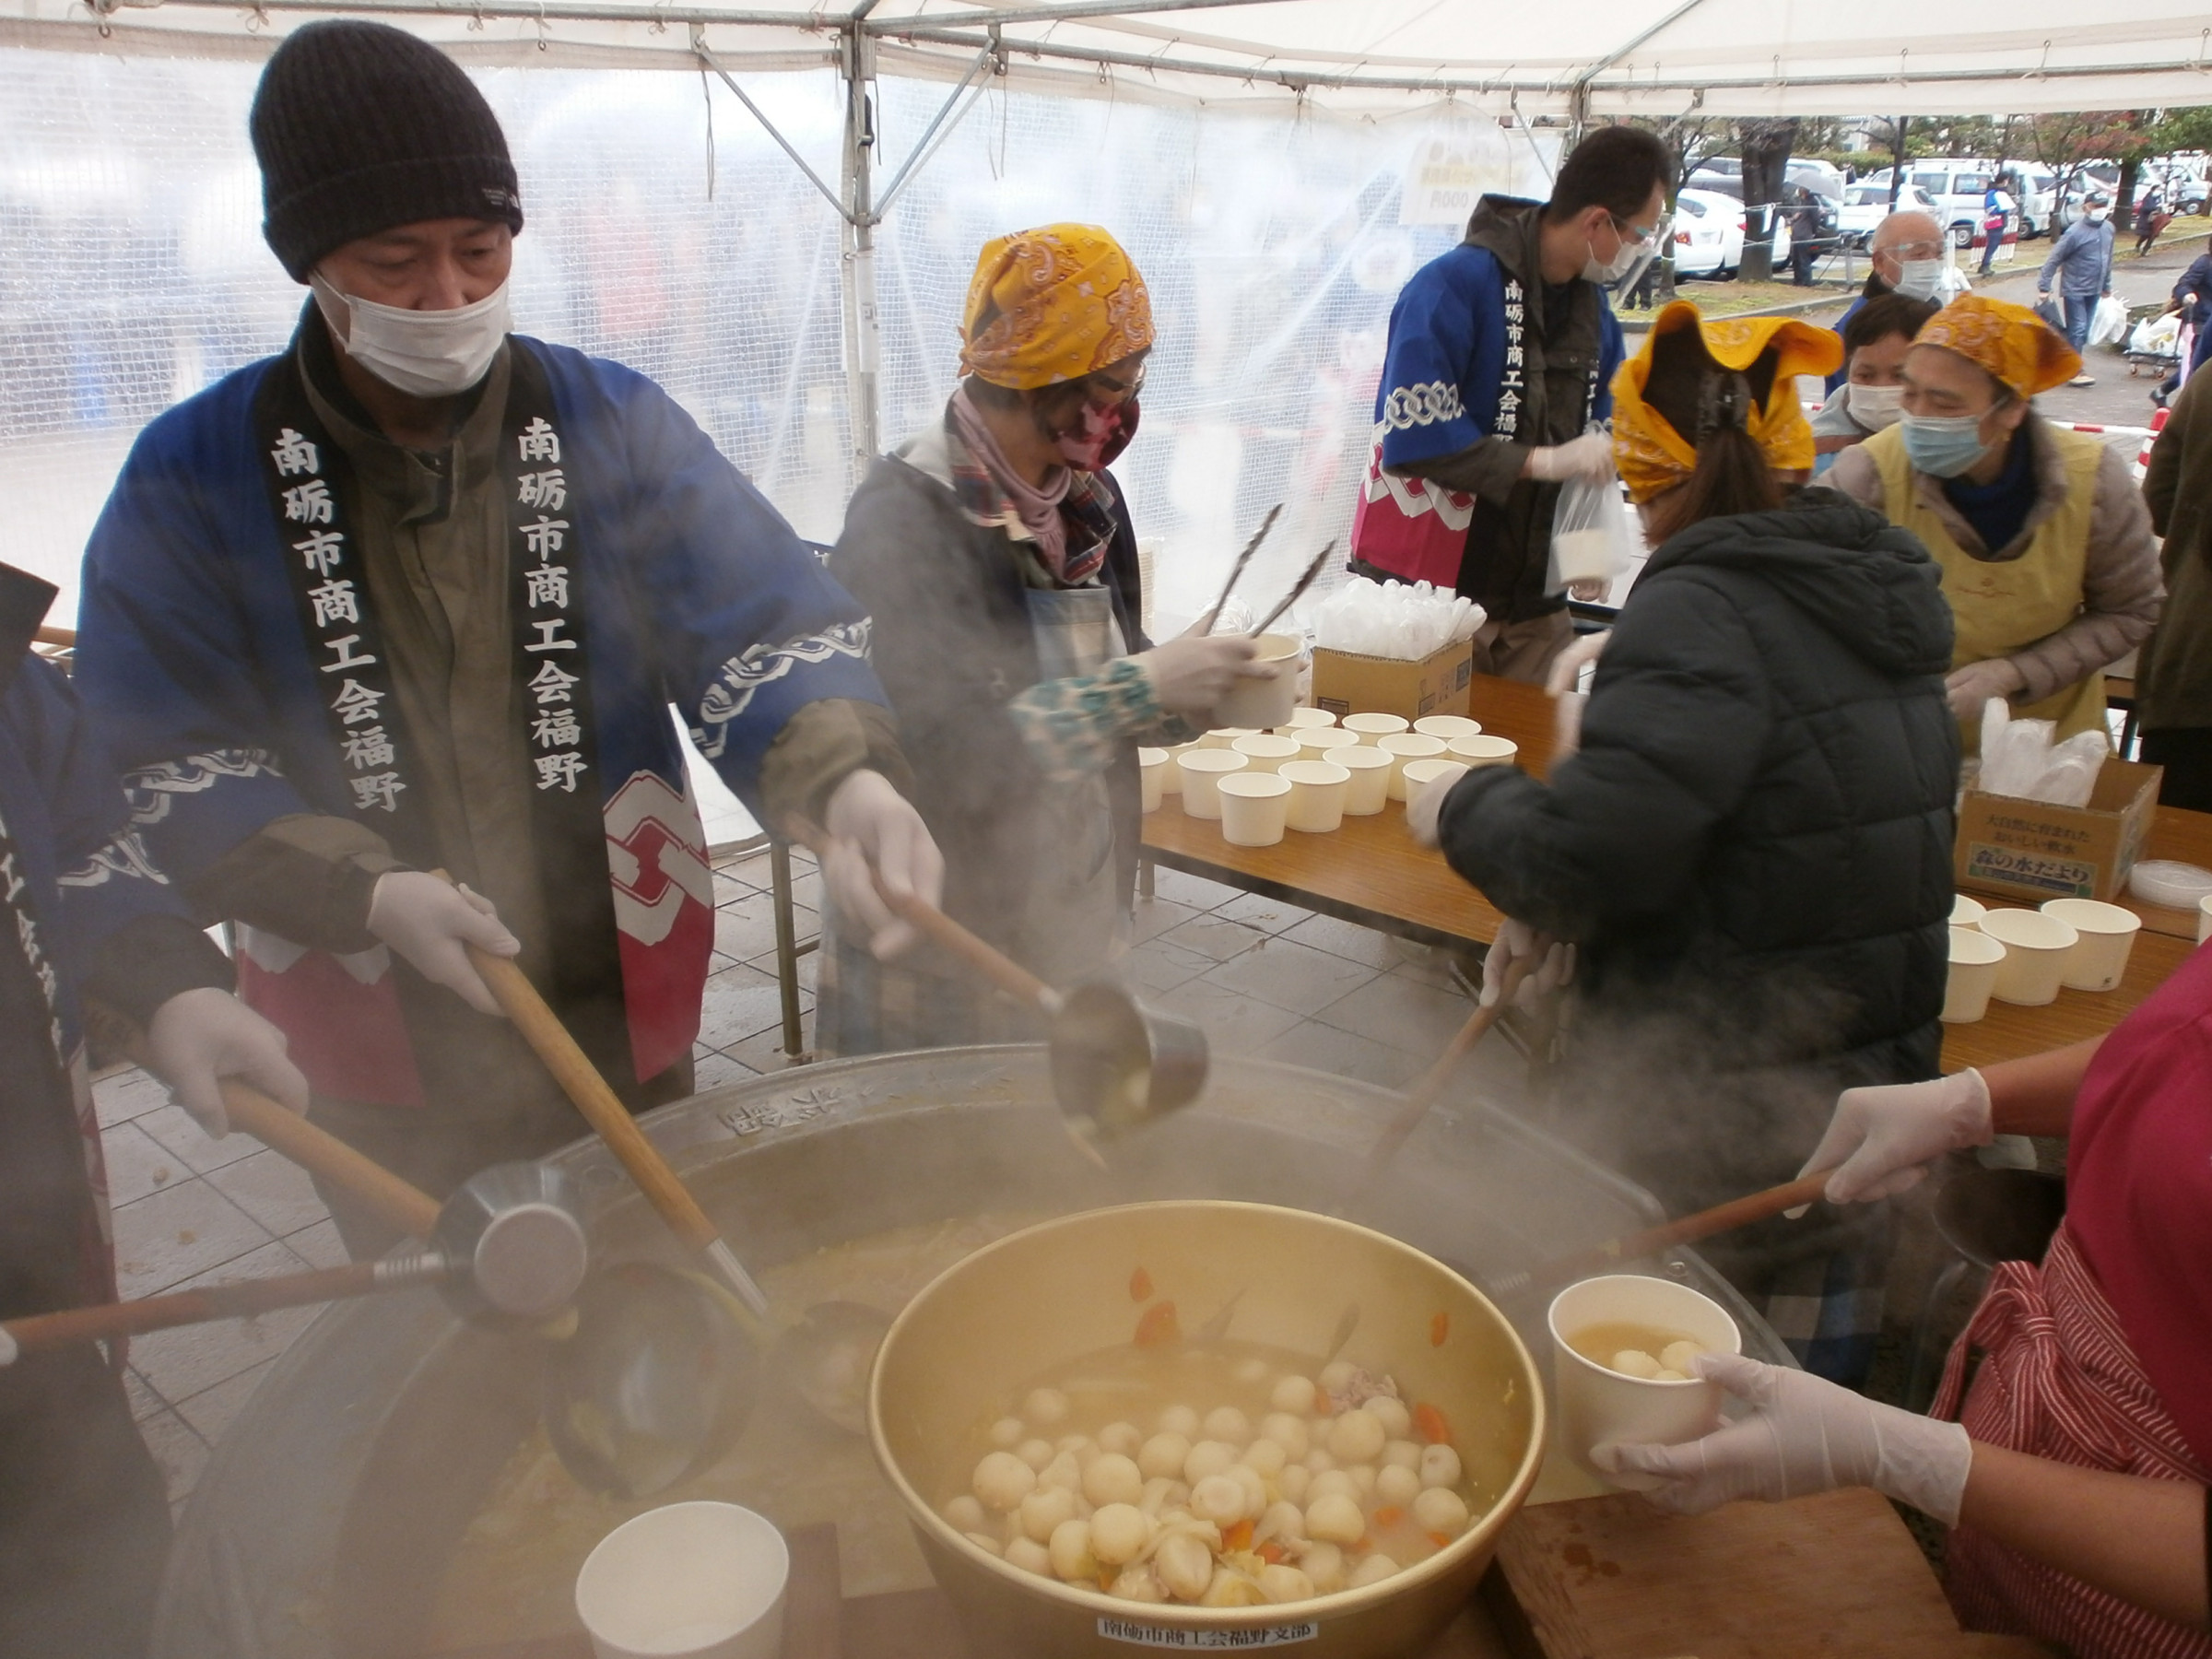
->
[1210, 632, 1300, 731]
[1230, 733, 1302, 774]
[1279, 759, 1351, 833]
[575, 1501, 789, 1659]
[1547, 1276, 1741, 1490]
[1341, 712, 1410, 738]
[2040, 898, 2141, 992]
[1138, 748, 1170, 813]
[1978, 908, 2077, 1006]
[1335, 747, 1394, 816]
[1942, 925, 2006, 1024]
[1176, 749, 1247, 819]
[1412, 714, 1481, 741]
[1378, 732, 1446, 801]
[1217, 772, 1291, 847]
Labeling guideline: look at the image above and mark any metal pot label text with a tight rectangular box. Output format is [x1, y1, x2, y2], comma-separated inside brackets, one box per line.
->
[1097, 1618, 1320, 1648]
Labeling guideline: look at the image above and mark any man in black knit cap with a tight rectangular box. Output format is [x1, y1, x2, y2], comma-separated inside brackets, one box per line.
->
[76, 22, 942, 1253]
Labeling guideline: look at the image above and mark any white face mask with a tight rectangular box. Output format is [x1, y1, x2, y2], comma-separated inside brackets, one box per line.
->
[1845, 382, 1905, 429]
[1892, 258, 1944, 301]
[2087, 208, 2109, 223]
[310, 273, 512, 399]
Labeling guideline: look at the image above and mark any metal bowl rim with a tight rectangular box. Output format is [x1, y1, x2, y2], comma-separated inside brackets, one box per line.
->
[865, 1197, 1548, 1627]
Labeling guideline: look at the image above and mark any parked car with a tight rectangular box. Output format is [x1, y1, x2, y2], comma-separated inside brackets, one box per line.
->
[1838, 181, 1942, 245]
[1668, 185, 1791, 280]
[1997, 164, 2059, 238]
[2148, 162, 2207, 216]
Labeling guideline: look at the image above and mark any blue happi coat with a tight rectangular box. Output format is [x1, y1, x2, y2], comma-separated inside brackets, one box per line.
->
[73, 335, 886, 1100]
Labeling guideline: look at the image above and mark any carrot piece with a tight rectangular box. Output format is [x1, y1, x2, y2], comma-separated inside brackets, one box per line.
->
[1223, 1518, 1254, 1553]
[1413, 1401, 1453, 1445]
[1430, 1310, 1450, 1347]
[1372, 1506, 1404, 1527]
[1428, 1531, 1453, 1550]
[1258, 1541, 1288, 1566]
[1130, 1266, 1154, 1302]
[1135, 1300, 1180, 1347]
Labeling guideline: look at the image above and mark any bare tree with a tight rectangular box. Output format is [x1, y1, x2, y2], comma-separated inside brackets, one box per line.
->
[1740, 118, 1799, 283]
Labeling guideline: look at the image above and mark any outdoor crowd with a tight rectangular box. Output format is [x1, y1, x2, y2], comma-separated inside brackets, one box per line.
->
[0, 21, 2205, 1659]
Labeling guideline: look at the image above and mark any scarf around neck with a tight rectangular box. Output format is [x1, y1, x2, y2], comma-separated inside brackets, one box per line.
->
[948, 384, 1099, 583]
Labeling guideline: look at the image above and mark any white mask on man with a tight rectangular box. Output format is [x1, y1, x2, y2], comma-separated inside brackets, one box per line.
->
[1845, 382, 1905, 430]
[310, 273, 512, 398]
[1892, 258, 1944, 302]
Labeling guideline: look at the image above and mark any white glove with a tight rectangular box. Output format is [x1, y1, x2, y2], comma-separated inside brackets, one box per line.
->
[1945, 658, 2026, 720]
[1406, 761, 1471, 848]
[1545, 629, 1608, 697]
[144, 986, 311, 1138]
[367, 872, 521, 1018]
[1594, 1352, 1973, 1526]
[1525, 431, 1616, 485]
[1797, 1069, 1994, 1204]
[820, 768, 947, 961]
[1567, 579, 1613, 604]
[1479, 916, 1574, 1012]
[1136, 633, 1271, 718]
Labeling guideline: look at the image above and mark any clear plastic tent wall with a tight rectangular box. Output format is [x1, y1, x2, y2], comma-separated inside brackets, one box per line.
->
[1, 43, 1552, 630]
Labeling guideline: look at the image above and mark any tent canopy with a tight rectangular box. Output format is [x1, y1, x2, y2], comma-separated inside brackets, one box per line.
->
[15, 0, 2212, 117]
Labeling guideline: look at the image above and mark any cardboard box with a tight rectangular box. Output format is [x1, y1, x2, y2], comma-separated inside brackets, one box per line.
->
[1311, 639, 1476, 723]
[1955, 758, 2163, 902]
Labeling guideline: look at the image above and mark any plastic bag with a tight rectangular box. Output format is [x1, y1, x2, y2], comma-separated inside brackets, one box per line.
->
[1978, 697, 2110, 806]
[1547, 448, 1631, 595]
[2088, 294, 2129, 348]
[2128, 313, 2182, 356]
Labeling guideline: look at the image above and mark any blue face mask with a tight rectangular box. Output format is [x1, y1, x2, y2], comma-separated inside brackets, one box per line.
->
[1899, 411, 1992, 478]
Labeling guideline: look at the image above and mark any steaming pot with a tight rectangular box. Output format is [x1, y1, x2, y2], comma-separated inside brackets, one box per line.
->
[151, 1047, 1786, 1659]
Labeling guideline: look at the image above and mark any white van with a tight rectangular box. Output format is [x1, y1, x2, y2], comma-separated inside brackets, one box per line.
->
[1855, 159, 2012, 249]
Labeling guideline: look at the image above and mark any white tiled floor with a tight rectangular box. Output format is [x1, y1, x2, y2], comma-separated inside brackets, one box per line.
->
[96, 846, 1496, 1511]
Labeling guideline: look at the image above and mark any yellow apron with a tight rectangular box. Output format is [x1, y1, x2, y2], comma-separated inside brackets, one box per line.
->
[1865, 423, 2107, 744]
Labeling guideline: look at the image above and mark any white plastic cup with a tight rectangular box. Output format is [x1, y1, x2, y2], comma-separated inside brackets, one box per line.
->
[1412, 714, 1482, 741]
[1547, 1276, 1742, 1489]
[1378, 733, 1447, 801]
[1138, 747, 1169, 813]
[1942, 925, 2006, 1024]
[1341, 712, 1411, 739]
[1217, 772, 1291, 847]
[1951, 893, 1987, 928]
[575, 1501, 789, 1659]
[1279, 759, 1351, 834]
[2040, 898, 2142, 992]
[1176, 749, 1248, 819]
[1200, 727, 1257, 750]
[1335, 747, 1394, 816]
[1979, 908, 2079, 1006]
[1281, 706, 1338, 731]
[1447, 734, 1520, 769]
[1211, 632, 1301, 731]
[1294, 726, 1361, 758]
[1159, 741, 1197, 794]
[1400, 758, 1470, 812]
[1230, 733, 1303, 774]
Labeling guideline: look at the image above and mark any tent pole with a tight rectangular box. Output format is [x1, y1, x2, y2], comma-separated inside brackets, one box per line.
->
[841, 23, 882, 485]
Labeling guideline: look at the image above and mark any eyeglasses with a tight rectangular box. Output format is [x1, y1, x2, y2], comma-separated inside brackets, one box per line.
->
[1086, 361, 1147, 406]
[1886, 241, 1947, 263]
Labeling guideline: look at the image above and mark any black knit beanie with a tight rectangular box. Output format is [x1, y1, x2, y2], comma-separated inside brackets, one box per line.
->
[251, 20, 524, 281]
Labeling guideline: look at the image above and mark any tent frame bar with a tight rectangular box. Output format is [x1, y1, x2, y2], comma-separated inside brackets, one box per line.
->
[864, 0, 1278, 29]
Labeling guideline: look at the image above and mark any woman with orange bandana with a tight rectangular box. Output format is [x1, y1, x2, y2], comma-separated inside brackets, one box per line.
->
[1830, 294, 2162, 742]
[822, 225, 1276, 1054]
[1414, 303, 1959, 1382]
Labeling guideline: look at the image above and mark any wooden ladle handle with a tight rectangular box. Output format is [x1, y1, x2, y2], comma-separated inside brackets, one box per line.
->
[219, 1082, 444, 1238]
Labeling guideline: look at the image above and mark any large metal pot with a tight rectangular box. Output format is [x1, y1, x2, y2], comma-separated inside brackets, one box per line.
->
[152, 1047, 1788, 1659]
[872, 1201, 1545, 1658]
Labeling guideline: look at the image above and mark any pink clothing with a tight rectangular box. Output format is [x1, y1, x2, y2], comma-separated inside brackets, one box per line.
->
[947, 385, 1087, 582]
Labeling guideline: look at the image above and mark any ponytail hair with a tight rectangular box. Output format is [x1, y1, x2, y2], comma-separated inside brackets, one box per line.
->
[1638, 328, 1786, 542]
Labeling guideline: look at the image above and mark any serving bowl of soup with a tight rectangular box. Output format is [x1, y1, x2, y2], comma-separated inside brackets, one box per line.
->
[868, 1200, 1545, 1658]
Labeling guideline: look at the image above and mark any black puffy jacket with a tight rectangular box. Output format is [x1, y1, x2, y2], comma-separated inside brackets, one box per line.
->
[1438, 489, 1959, 1207]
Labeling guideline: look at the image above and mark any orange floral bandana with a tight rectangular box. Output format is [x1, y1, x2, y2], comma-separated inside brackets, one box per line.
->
[1610, 301, 1843, 503]
[958, 224, 1155, 390]
[1913, 293, 2080, 401]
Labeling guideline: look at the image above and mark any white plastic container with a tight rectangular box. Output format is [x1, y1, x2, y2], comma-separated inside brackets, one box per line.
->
[1217, 772, 1292, 847]
[1335, 747, 1394, 816]
[2039, 898, 2142, 992]
[1412, 714, 1482, 741]
[1199, 727, 1257, 750]
[1547, 1276, 1742, 1489]
[1159, 740, 1197, 794]
[1942, 926, 2006, 1024]
[1210, 632, 1301, 731]
[1400, 758, 1470, 811]
[1281, 706, 1338, 731]
[1230, 733, 1303, 774]
[1341, 712, 1411, 739]
[1378, 732, 1448, 801]
[1950, 893, 1986, 928]
[1447, 734, 1520, 769]
[1279, 759, 1351, 834]
[1176, 749, 1248, 820]
[1979, 908, 2079, 1006]
[1137, 747, 1169, 813]
[575, 1502, 789, 1659]
[1293, 726, 1361, 758]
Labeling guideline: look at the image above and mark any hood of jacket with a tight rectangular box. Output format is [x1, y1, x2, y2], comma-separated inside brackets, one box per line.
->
[1463, 194, 1547, 285]
[1642, 488, 1955, 677]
